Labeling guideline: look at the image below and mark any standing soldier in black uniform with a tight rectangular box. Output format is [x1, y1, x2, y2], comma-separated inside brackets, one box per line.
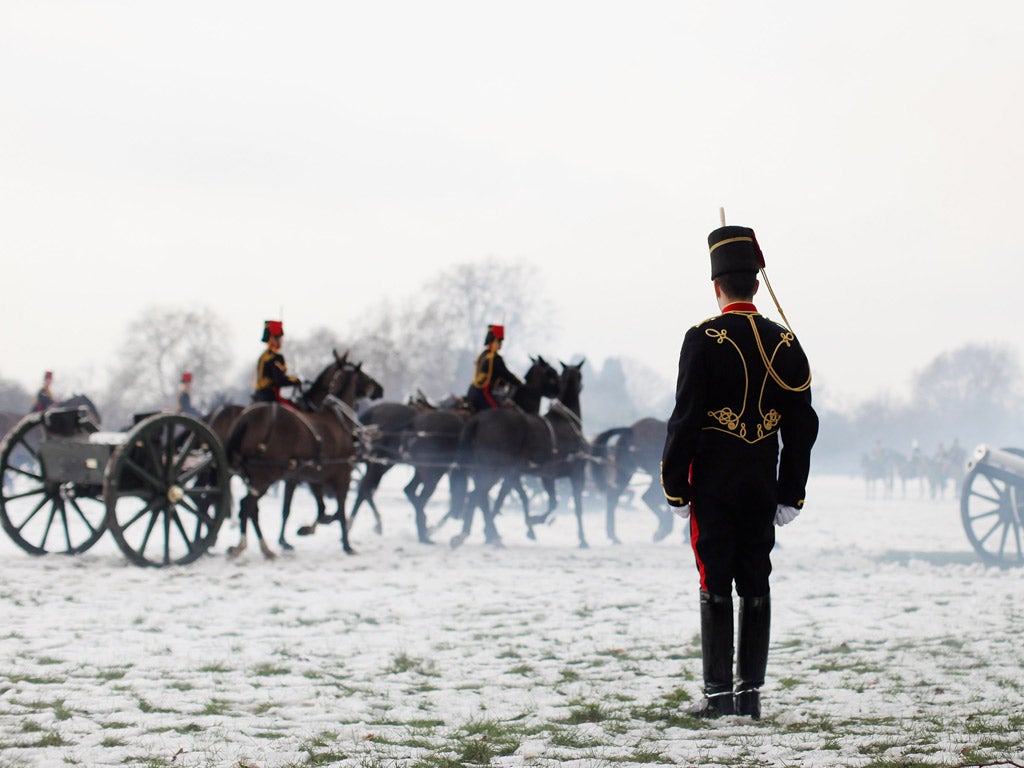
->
[253, 320, 301, 406]
[661, 222, 818, 720]
[33, 371, 55, 412]
[466, 324, 522, 411]
[176, 371, 201, 417]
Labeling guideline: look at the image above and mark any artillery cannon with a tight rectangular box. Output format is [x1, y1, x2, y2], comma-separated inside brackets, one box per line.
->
[960, 444, 1024, 567]
[0, 405, 231, 567]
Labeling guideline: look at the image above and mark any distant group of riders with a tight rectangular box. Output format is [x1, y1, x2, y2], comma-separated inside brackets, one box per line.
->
[861, 439, 967, 500]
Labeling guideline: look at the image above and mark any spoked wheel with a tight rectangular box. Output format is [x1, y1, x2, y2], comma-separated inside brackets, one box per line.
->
[960, 448, 1024, 567]
[105, 414, 231, 567]
[0, 412, 108, 555]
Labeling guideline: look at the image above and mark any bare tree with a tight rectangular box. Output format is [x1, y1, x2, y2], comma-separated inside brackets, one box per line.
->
[349, 259, 554, 400]
[102, 305, 233, 426]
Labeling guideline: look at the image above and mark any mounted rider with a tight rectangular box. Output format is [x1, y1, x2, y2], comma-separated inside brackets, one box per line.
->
[33, 371, 55, 412]
[176, 371, 201, 417]
[466, 324, 522, 412]
[252, 320, 301, 408]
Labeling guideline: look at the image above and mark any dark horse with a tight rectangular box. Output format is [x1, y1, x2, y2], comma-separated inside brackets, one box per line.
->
[351, 357, 560, 543]
[205, 366, 383, 551]
[223, 351, 380, 558]
[590, 417, 675, 544]
[451, 360, 588, 548]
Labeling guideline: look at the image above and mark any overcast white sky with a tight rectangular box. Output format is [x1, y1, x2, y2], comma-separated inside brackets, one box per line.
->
[2, 1, 1022, 410]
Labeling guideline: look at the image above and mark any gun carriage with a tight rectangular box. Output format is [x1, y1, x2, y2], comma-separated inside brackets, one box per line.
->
[0, 405, 231, 567]
[960, 444, 1024, 567]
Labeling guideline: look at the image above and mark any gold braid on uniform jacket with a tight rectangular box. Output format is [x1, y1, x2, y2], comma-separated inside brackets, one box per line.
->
[702, 313, 812, 444]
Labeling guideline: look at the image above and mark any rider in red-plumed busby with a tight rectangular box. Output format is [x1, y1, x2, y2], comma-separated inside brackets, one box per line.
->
[33, 371, 55, 412]
[176, 371, 201, 417]
[466, 323, 522, 411]
[253, 320, 301, 406]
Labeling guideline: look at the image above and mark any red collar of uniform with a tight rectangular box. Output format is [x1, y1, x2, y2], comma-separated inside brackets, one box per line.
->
[722, 302, 758, 313]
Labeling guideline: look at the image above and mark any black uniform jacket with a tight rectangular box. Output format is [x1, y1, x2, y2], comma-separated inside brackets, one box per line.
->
[253, 348, 298, 400]
[661, 303, 818, 510]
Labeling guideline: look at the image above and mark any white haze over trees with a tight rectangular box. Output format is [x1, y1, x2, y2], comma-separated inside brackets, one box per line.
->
[1, 258, 1021, 474]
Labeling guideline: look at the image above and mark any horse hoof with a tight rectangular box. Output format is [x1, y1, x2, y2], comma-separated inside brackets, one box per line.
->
[226, 544, 245, 559]
[578, 540, 590, 549]
[260, 545, 277, 560]
[526, 529, 536, 541]
[296, 526, 315, 537]
[374, 524, 383, 536]
[653, 523, 672, 543]
[343, 546, 357, 555]
[610, 537, 622, 545]
[279, 540, 294, 552]
[486, 536, 504, 548]
[418, 536, 435, 545]
[450, 533, 467, 549]
[316, 515, 332, 524]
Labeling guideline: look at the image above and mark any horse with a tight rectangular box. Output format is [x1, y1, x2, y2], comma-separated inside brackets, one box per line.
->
[450, 359, 588, 549]
[204, 363, 383, 551]
[590, 417, 674, 544]
[347, 400, 422, 535]
[352, 358, 560, 543]
[223, 351, 379, 558]
[860, 447, 895, 499]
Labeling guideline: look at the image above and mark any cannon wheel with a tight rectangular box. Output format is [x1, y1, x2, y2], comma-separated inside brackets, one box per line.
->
[960, 447, 1024, 567]
[0, 412, 108, 555]
[104, 414, 231, 567]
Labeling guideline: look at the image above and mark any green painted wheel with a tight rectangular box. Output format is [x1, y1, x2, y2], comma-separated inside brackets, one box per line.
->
[104, 414, 230, 567]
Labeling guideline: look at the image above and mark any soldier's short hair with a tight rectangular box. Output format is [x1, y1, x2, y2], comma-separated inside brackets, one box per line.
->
[717, 271, 758, 300]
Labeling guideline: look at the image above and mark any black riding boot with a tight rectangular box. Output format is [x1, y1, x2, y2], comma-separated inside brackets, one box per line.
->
[736, 594, 771, 720]
[688, 590, 735, 717]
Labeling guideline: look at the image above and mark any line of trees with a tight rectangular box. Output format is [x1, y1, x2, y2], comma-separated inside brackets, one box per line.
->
[3, 257, 1021, 476]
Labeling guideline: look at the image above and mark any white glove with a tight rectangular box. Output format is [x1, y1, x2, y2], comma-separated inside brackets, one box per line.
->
[673, 503, 690, 521]
[774, 504, 800, 526]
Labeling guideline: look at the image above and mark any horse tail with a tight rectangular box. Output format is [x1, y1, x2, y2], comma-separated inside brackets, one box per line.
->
[589, 427, 632, 493]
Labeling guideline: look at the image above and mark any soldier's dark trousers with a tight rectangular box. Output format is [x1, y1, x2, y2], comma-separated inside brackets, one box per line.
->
[736, 594, 771, 719]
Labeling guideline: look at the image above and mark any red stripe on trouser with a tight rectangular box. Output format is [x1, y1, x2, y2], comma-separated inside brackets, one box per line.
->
[688, 460, 708, 591]
[483, 388, 498, 408]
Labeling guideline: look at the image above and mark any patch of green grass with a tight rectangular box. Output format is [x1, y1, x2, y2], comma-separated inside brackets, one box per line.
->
[298, 733, 347, 766]
[23, 730, 67, 748]
[197, 662, 229, 673]
[97, 666, 130, 681]
[563, 701, 611, 725]
[200, 698, 231, 716]
[387, 651, 437, 676]
[558, 667, 581, 682]
[549, 727, 605, 749]
[251, 662, 290, 677]
[100, 736, 126, 747]
[631, 746, 668, 763]
[508, 663, 533, 676]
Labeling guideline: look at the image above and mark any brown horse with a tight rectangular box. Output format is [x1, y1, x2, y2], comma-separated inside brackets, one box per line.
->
[223, 351, 381, 558]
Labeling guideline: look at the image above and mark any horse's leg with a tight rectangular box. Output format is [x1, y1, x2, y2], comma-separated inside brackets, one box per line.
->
[351, 463, 388, 535]
[278, 480, 296, 551]
[452, 474, 501, 548]
[227, 493, 253, 557]
[511, 478, 538, 540]
[333, 471, 356, 555]
[644, 480, 673, 543]
[570, 469, 588, 549]
[481, 477, 503, 546]
[604, 482, 622, 544]
[404, 470, 437, 545]
[294, 485, 328, 537]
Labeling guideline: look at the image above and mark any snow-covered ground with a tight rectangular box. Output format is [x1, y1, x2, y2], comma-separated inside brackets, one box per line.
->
[1, 471, 1022, 768]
